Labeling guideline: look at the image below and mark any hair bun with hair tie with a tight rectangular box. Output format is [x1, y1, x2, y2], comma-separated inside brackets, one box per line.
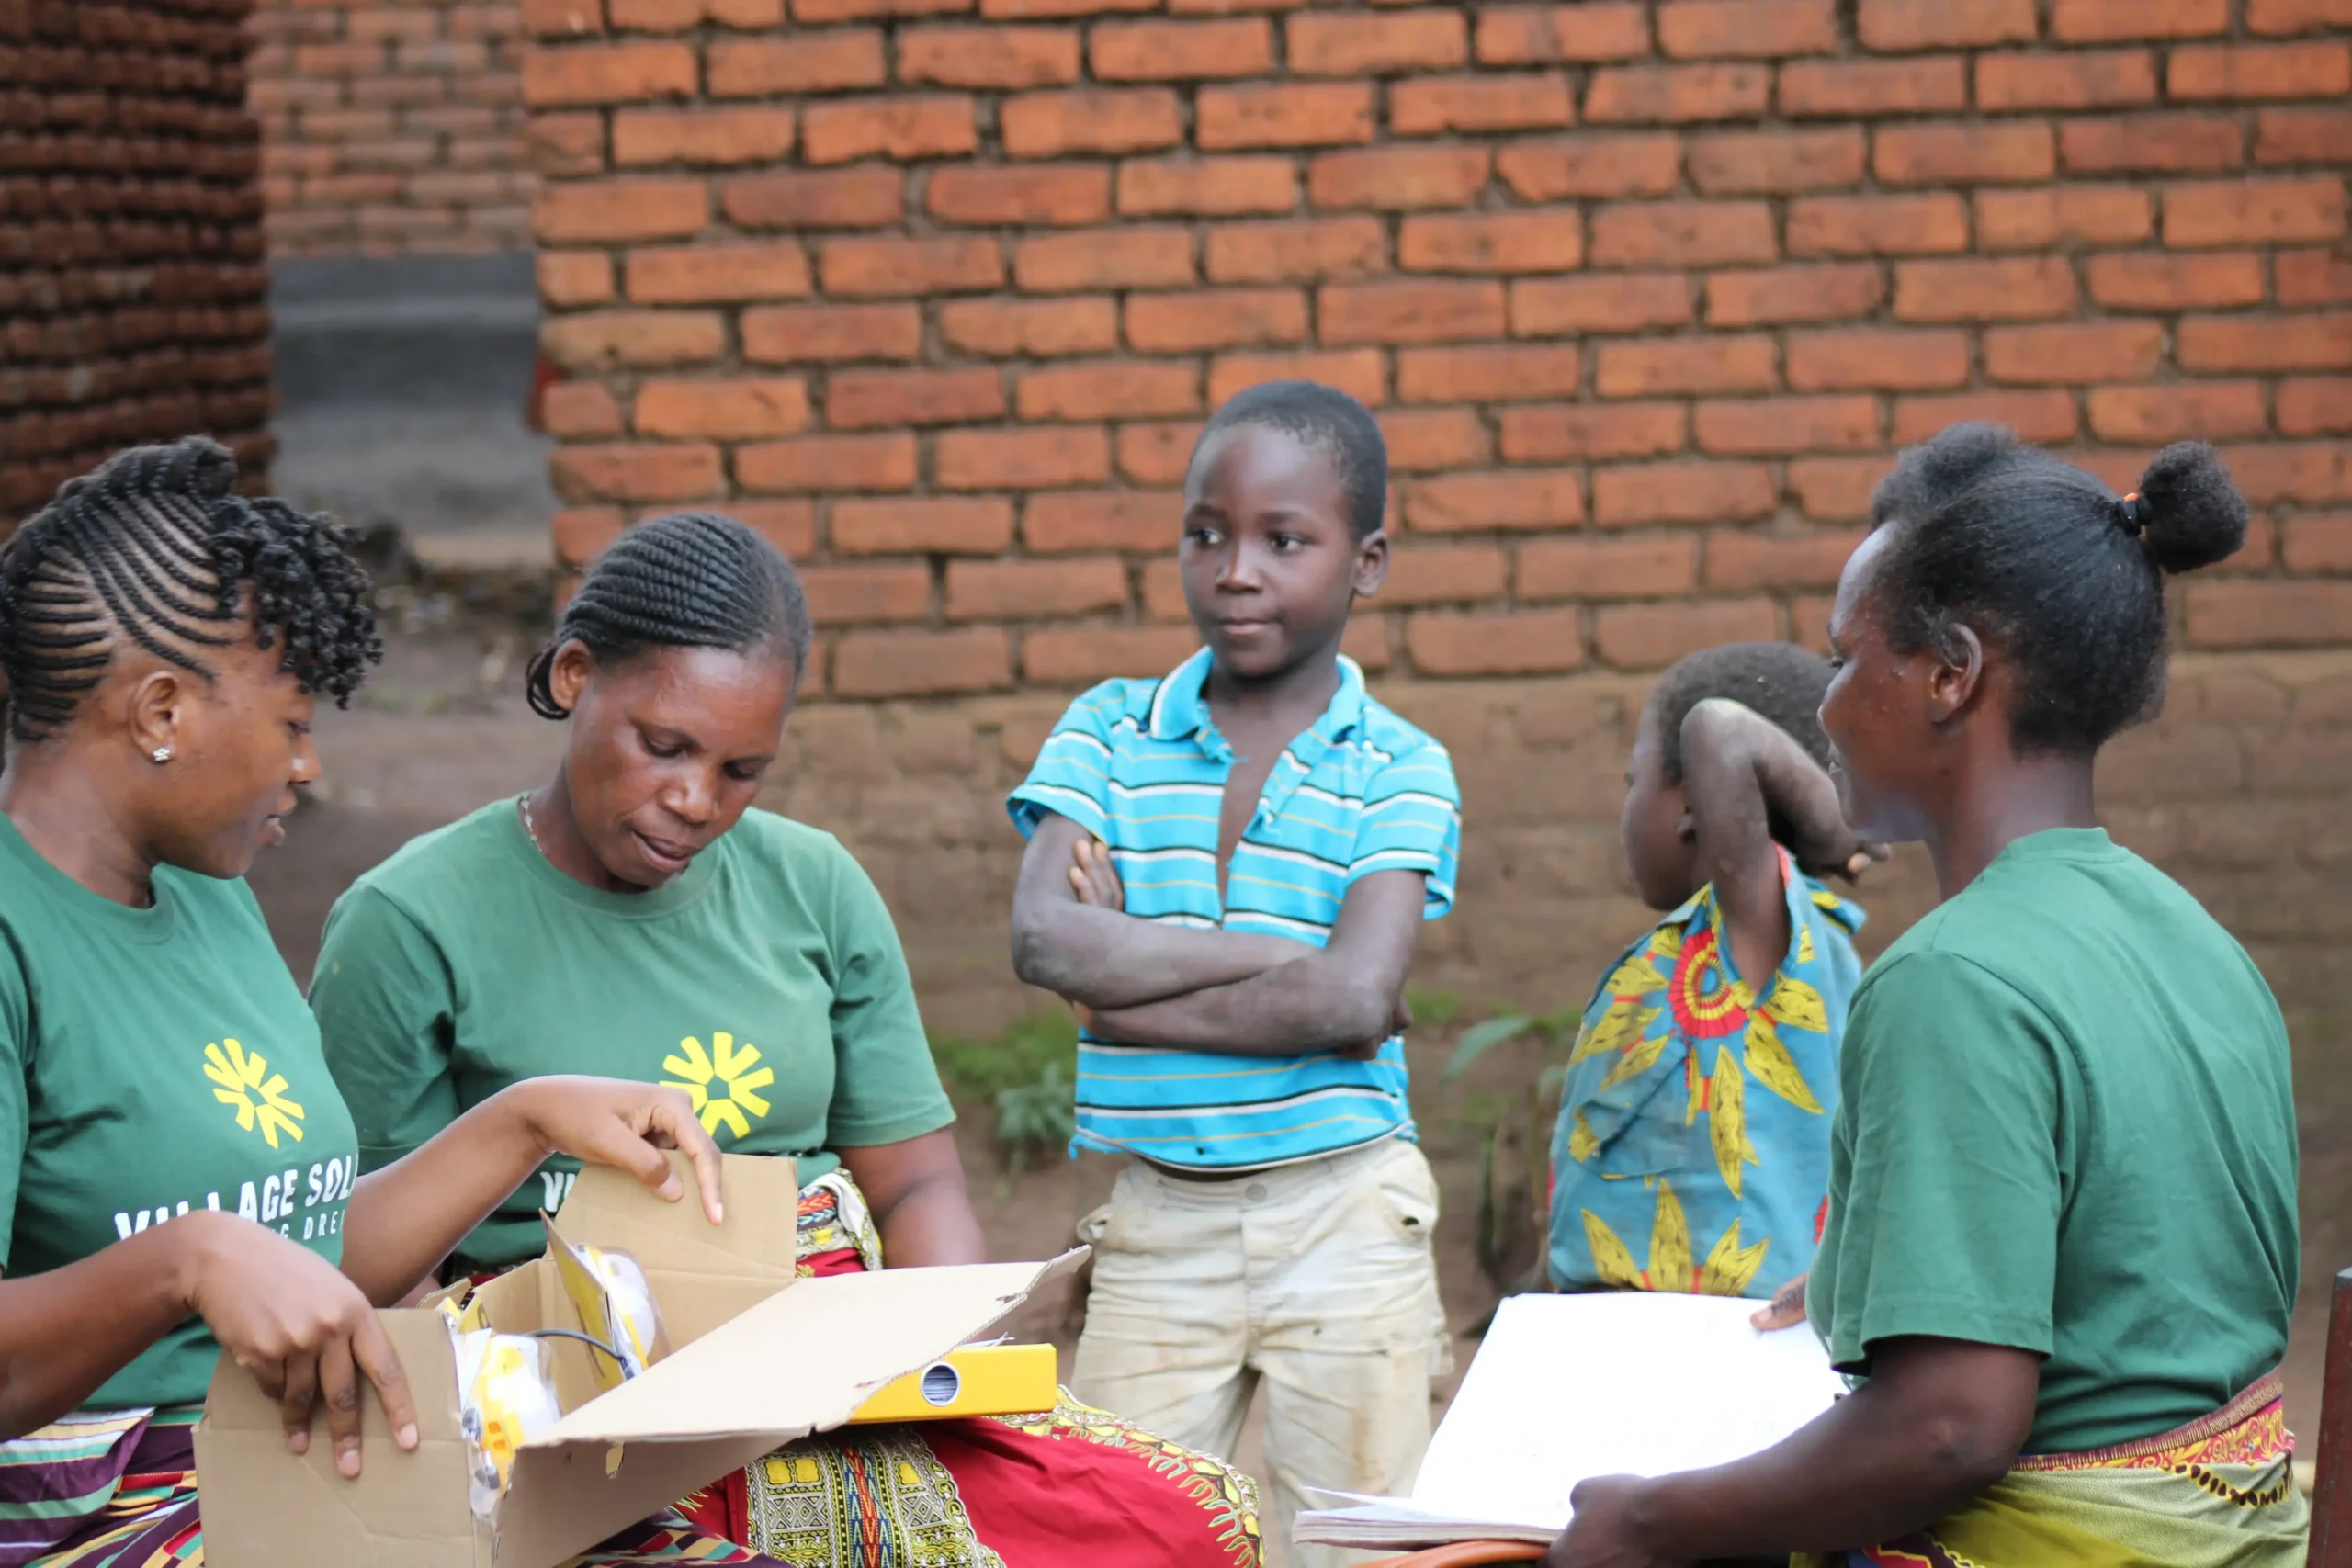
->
[2115, 491, 2146, 536]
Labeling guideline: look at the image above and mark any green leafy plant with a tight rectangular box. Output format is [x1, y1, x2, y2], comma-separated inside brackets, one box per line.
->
[931, 1010, 1080, 1181]
[1442, 1002, 1589, 1301]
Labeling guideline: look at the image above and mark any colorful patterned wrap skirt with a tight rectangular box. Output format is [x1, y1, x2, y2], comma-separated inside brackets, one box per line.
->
[1800, 1372, 2310, 1568]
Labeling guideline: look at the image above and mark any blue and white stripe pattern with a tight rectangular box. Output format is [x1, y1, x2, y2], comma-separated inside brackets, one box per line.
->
[1008, 648, 1462, 1172]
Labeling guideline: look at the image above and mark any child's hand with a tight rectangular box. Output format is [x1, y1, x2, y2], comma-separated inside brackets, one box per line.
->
[1068, 837, 1125, 912]
[1338, 990, 1413, 1061]
[1751, 1273, 1807, 1331]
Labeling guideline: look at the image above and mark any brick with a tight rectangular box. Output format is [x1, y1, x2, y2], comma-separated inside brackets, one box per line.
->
[981, 0, 1156, 17]
[626, 243, 812, 303]
[614, 107, 796, 167]
[1778, 57, 1968, 117]
[610, 0, 784, 28]
[1023, 490, 1182, 553]
[1118, 157, 1297, 217]
[1205, 217, 1386, 283]
[1589, 201, 1776, 267]
[826, 367, 1007, 427]
[798, 565, 933, 626]
[1983, 321, 2164, 384]
[1318, 280, 1505, 344]
[2063, 115, 2244, 175]
[554, 508, 625, 567]
[1788, 328, 1971, 391]
[535, 178, 705, 243]
[2231, 442, 2352, 505]
[927, 166, 1111, 226]
[1787, 194, 1968, 256]
[707, 33, 887, 95]
[1499, 402, 1690, 461]
[941, 296, 1121, 356]
[1893, 256, 2077, 322]
[1391, 73, 1577, 135]
[1198, 84, 1377, 149]
[1702, 530, 1865, 591]
[1407, 608, 1586, 674]
[1474, 5, 1652, 64]
[1208, 350, 1390, 407]
[1586, 64, 1770, 123]
[2282, 511, 2352, 567]
[899, 25, 1080, 88]
[1787, 457, 1885, 521]
[1396, 344, 1582, 402]
[945, 558, 1129, 620]
[1407, 468, 1584, 531]
[724, 168, 905, 230]
[1856, 0, 2036, 50]
[801, 96, 977, 164]
[2257, 109, 2352, 166]
[1511, 275, 1695, 335]
[1309, 148, 1491, 210]
[2251, 0, 2352, 30]
[1118, 423, 1209, 485]
[530, 114, 607, 178]
[1091, 18, 1272, 80]
[1695, 395, 1880, 455]
[543, 382, 624, 438]
[1688, 129, 1865, 195]
[1002, 88, 1184, 157]
[1659, 1, 1837, 58]
[522, 41, 695, 107]
[1019, 362, 1201, 421]
[821, 235, 1003, 296]
[742, 302, 923, 363]
[1600, 601, 1781, 667]
[1019, 225, 1197, 290]
[543, 310, 726, 369]
[1974, 187, 2154, 249]
[794, 0, 974, 17]
[1126, 289, 1309, 352]
[2165, 179, 2347, 248]
[1399, 211, 1583, 274]
[538, 250, 615, 309]
[1496, 135, 1683, 200]
[1022, 626, 1200, 684]
[1519, 536, 1699, 599]
[2051, 0, 2228, 41]
[1380, 409, 1492, 471]
[2280, 379, 2352, 436]
[832, 498, 1015, 556]
[1289, 9, 1468, 75]
[736, 433, 919, 491]
[2087, 383, 2270, 444]
[1597, 336, 1777, 397]
[550, 442, 723, 503]
[937, 426, 1113, 489]
[1367, 544, 1509, 605]
[634, 378, 809, 439]
[833, 629, 1012, 698]
[1981, 51, 2160, 114]
[1876, 121, 2054, 186]
[1593, 460, 1776, 525]
[1890, 389, 2080, 444]
[2184, 581, 2352, 649]
[523, 0, 604, 37]
[1706, 264, 1885, 326]
[2280, 248, 2352, 305]
[2086, 252, 2266, 310]
[2179, 314, 2352, 373]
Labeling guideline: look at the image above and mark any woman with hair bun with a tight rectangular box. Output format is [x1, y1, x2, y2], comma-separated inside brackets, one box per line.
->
[1550, 427, 2305, 1568]
[313, 511, 1262, 1568]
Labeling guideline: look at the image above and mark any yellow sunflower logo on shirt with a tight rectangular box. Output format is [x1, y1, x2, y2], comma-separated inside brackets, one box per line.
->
[204, 1038, 306, 1148]
[662, 1031, 775, 1140]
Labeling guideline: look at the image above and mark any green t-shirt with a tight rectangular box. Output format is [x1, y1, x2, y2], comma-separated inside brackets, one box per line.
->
[0, 815, 358, 1409]
[311, 800, 955, 1271]
[1808, 829, 2299, 1454]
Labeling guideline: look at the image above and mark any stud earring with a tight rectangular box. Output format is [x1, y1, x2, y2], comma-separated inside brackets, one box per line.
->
[151, 747, 173, 763]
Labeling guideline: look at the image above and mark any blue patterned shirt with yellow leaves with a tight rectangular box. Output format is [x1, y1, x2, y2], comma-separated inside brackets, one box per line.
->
[1546, 851, 1864, 1302]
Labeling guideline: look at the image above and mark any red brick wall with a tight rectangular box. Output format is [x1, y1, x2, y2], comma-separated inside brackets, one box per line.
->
[246, 0, 534, 254]
[519, 0, 2352, 699]
[2, 0, 275, 525]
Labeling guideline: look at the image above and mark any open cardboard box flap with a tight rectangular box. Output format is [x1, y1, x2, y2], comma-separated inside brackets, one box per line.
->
[196, 1153, 1085, 1568]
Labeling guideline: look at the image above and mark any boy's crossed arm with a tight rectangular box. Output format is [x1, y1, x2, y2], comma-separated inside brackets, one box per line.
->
[1010, 810, 1421, 1058]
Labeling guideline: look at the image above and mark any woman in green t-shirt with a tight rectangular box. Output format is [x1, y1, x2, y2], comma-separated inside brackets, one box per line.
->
[0, 440, 797, 1568]
[311, 513, 1262, 1568]
[1549, 427, 2305, 1568]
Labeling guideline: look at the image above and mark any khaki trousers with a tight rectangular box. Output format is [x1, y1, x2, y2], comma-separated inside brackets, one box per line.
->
[1070, 1136, 1451, 1568]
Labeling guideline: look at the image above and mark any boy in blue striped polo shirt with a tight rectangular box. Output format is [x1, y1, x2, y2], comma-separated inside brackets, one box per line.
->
[1007, 382, 1462, 1566]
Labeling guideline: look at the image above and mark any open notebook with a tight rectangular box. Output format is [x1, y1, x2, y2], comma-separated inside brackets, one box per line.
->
[1295, 1292, 1848, 1551]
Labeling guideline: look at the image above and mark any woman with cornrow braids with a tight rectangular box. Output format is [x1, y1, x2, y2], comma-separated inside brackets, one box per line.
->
[0, 440, 802, 1568]
[314, 511, 1265, 1568]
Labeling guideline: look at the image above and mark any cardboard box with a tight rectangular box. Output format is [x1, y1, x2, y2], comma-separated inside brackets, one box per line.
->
[194, 1154, 1081, 1568]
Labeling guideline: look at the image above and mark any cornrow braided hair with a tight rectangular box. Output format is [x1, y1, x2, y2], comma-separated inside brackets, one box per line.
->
[526, 511, 814, 720]
[0, 437, 381, 743]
